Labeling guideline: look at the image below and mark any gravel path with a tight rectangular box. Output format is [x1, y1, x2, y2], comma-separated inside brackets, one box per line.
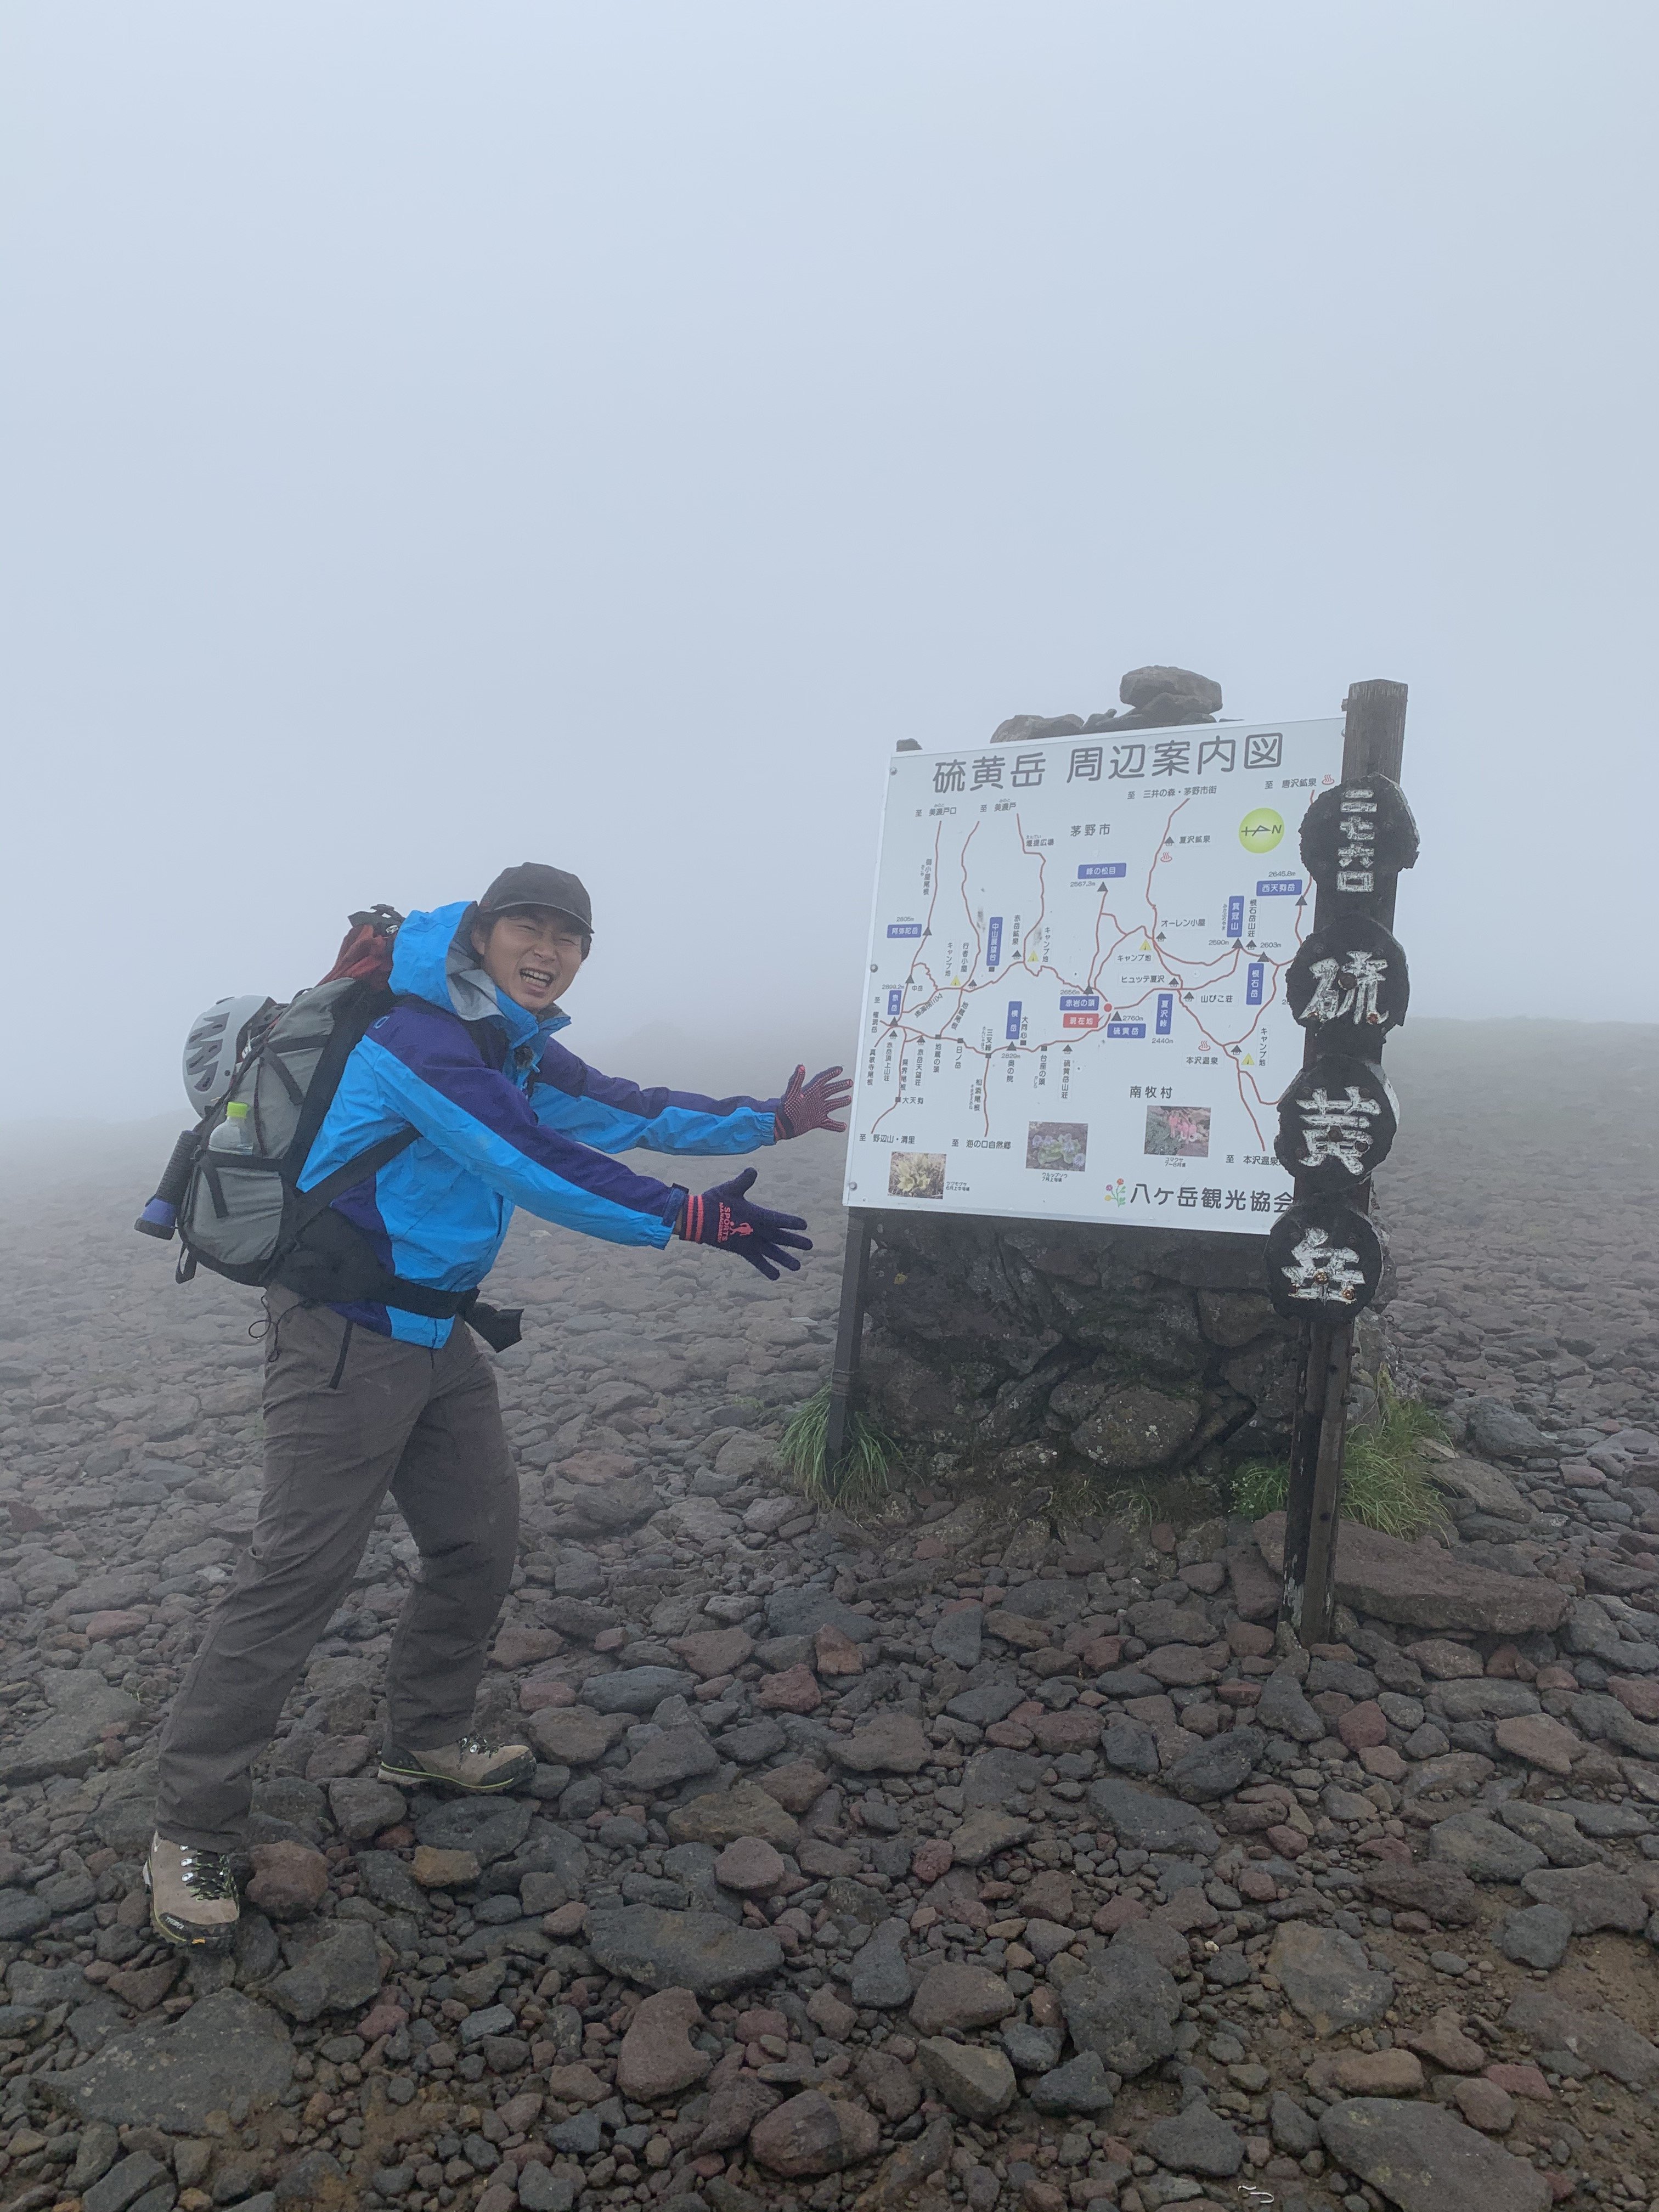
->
[1, 1023, 1657, 2212]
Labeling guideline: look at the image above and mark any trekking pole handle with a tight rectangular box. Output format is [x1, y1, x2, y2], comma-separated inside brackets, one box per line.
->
[135, 1128, 199, 1240]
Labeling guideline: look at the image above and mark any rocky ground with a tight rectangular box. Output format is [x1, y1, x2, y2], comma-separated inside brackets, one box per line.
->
[1, 1019, 1658, 2212]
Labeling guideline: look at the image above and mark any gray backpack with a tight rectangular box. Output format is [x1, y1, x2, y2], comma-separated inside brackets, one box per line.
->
[136, 908, 414, 1288]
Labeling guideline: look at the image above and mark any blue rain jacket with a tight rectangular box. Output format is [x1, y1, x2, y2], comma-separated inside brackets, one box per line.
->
[297, 901, 779, 1342]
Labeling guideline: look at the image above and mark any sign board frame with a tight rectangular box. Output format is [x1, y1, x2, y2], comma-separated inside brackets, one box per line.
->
[840, 716, 1347, 1238]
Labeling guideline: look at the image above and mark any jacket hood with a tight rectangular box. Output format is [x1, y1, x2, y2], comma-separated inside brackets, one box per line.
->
[389, 902, 571, 1050]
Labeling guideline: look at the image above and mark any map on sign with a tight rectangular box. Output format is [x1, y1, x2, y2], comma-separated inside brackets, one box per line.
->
[843, 716, 1346, 1234]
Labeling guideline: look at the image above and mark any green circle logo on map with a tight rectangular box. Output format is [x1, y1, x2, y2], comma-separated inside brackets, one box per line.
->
[1239, 807, 1284, 853]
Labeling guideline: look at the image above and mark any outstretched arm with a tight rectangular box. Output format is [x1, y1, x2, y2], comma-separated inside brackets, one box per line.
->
[531, 1039, 780, 1156]
[311, 1012, 687, 1249]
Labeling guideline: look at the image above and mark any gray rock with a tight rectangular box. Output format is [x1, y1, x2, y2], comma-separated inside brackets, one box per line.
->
[1088, 1777, 1218, 1857]
[1269, 1922, 1393, 2037]
[517, 2162, 576, 2212]
[251, 1775, 328, 1840]
[1029, 2050, 1114, 2115]
[1498, 1904, 1573, 1970]
[588, 1905, 783, 1997]
[945, 1683, 1024, 1728]
[1319, 2095, 1551, 2212]
[1556, 1797, 1652, 1838]
[716, 1718, 788, 1765]
[355, 1850, 422, 1913]
[1427, 1811, 1547, 1883]
[460, 2002, 517, 2046]
[848, 1934, 912, 2010]
[1519, 1864, 1650, 1933]
[1002, 2020, 1063, 2074]
[1165, 1726, 1265, 1802]
[910, 1961, 1015, 2036]
[412, 1795, 532, 1863]
[1269, 2090, 1319, 2155]
[915, 2038, 1016, 2120]
[963, 1747, 1044, 1806]
[764, 1589, 877, 1643]
[325, 1777, 407, 1841]
[1126, 1599, 1214, 1646]
[1570, 1691, 1659, 1757]
[1257, 1668, 1326, 1742]
[1497, 1801, 1604, 1866]
[0, 1890, 50, 1940]
[50, 1990, 294, 2130]
[0, 1669, 142, 1784]
[931, 1605, 983, 1667]
[268, 1920, 382, 2021]
[83, 2151, 167, 2212]
[1120, 665, 1223, 716]
[624, 1724, 721, 1793]
[1252, 1513, 1568, 1634]
[1100, 1719, 1161, 1776]
[584, 1667, 697, 1716]
[1141, 2098, 1244, 2180]
[66, 2119, 120, 2193]
[1433, 1678, 1541, 1722]
[1465, 1399, 1551, 1460]
[1060, 1942, 1182, 2078]
[947, 1809, 1035, 1866]
[1504, 1987, 1659, 2087]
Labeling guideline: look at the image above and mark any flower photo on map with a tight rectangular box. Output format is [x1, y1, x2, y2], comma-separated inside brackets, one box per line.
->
[1026, 1121, 1089, 1172]
[888, 1151, 946, 1199]
[1144, 1103, 1211, 1158]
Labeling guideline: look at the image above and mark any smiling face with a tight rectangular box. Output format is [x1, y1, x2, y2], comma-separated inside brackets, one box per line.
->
[470, 905, 588, 1015]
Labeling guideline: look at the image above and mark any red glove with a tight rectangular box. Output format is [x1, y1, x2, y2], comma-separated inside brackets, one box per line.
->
[774, 1064, 853, 1140]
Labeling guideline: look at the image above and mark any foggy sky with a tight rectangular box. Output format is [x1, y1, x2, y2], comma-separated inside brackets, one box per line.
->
[3, 3, 1656, 1127]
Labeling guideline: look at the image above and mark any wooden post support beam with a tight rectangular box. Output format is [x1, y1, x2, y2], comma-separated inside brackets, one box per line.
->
[823, 1211, 874, 1475]
[1280, 678, 1409, 1644]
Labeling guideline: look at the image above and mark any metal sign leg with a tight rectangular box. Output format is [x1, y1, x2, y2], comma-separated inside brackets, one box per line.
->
[823, 1213, 873, 1475]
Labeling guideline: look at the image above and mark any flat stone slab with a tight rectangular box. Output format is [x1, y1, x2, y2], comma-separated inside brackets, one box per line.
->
[1517, 1865, 1650, 1933]
[1358, 1863, 1481, 1926]
[1504, 1988, 1659, 2087]
[1059, 1941, 1182, 2079]
[588, 1905, 783, 1997]
[1424, 1453, 1534, 1522]
[1319, 2096, 1551, 2212]
[1087, 1778, 1218, 1857]
[830, 1713, 930, 1775]
[764, 1590, 877, 1644]
[49, 1991, 293, 2131]
[1253, 1513, 1568, 1634]
[947, 1809, 1034, 1866]
[0, 1670, 142, 1785]
[1270, 1922, 1393, 2038]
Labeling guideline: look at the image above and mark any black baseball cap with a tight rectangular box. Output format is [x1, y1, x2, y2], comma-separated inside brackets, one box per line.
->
[476, 863, 593, 935]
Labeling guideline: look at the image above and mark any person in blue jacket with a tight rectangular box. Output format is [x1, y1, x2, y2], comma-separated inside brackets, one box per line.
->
[146, 863, 850, 1950]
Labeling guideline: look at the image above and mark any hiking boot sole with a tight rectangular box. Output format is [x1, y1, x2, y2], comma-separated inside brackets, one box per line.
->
[376, 1753, 535, 1794]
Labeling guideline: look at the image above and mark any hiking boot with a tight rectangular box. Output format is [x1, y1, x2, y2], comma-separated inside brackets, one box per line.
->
[145, 1833, 239, 1953]
[377, 1734, 535, 1793]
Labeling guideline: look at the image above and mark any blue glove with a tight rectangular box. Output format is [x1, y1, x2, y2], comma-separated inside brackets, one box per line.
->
[676, 1169, 813, 1280]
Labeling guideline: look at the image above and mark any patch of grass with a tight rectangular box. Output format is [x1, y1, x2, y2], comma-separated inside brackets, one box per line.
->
[780, 1384, 901, 1514]
[1228, 1372, 1451, 1539]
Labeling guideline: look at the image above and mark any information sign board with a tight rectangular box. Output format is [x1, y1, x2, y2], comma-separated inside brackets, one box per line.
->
[843, 718, 1346, 1233]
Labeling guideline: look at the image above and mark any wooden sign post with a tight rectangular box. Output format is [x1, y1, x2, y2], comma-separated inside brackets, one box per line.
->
[1269, 679, 1415, 1643]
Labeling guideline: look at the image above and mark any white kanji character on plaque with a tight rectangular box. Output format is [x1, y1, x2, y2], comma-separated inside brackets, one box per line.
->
[1296, 1086, 1383, 1176]
[1304, 949, 1389, 1026]
[1281, 1226, 1368, 1305]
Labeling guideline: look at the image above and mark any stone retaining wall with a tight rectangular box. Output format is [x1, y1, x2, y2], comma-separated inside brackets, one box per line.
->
[856, 1211, 1317, 1490]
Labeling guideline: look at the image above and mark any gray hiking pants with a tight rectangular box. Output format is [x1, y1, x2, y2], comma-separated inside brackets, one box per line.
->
[155, 1289, 518, 1852]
